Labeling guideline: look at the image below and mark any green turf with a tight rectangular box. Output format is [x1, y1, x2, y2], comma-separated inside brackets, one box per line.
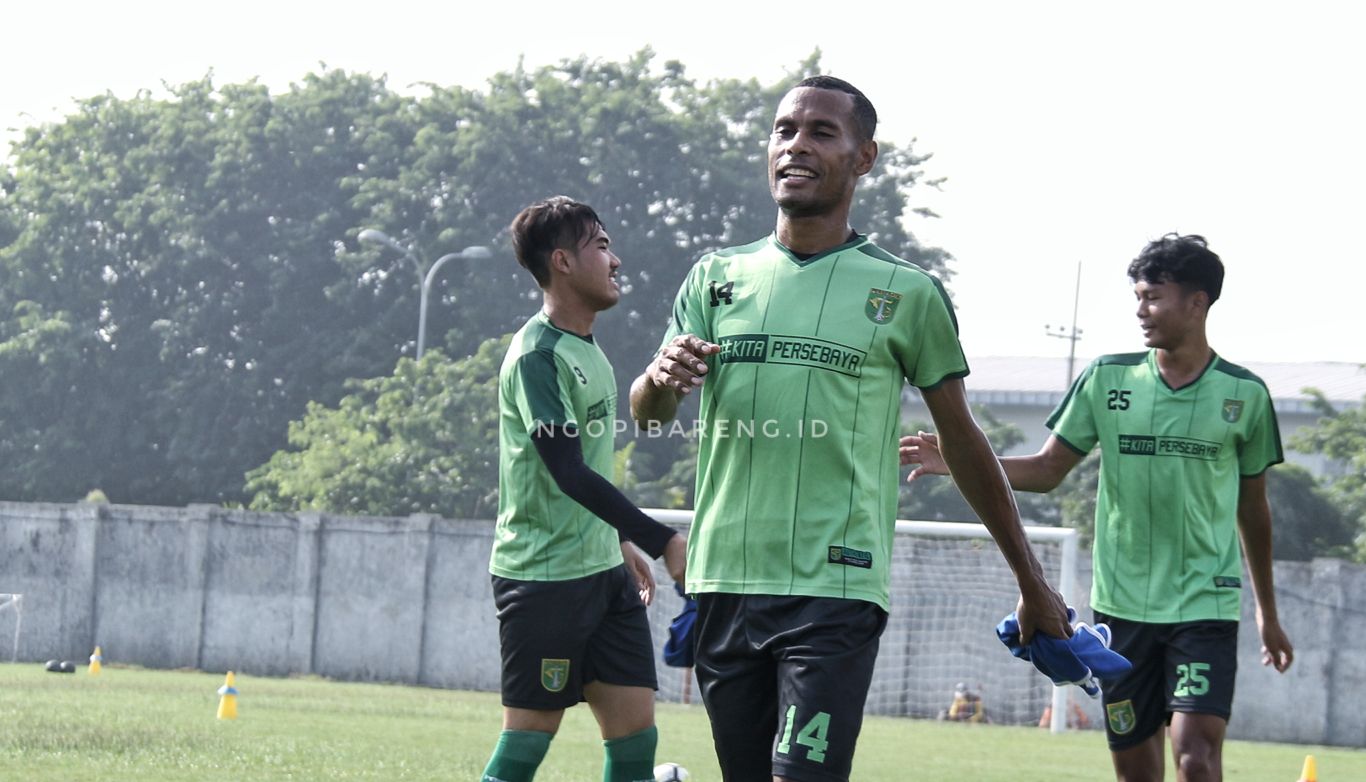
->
[0, 663, 1360, 780]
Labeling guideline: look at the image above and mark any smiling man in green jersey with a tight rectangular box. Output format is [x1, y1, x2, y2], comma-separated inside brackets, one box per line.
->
[481, 196, 687, 782]
[903, 233, 1294, 782]
[629, 76, 1070, 782]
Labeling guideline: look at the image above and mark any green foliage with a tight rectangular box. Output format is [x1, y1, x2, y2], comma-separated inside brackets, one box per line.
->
[1265, 463, 1357, 561]
[0, 51, 947, 508]
[244, 336, 507, 517]
[1289, 389, 1366, 561]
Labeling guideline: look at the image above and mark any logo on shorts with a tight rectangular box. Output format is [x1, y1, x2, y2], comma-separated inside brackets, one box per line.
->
[1221, 399, 1244, 423]
[540, 659, 569, 692]
[865, 289, 901, 324]
[1106, 700, 1137, 735]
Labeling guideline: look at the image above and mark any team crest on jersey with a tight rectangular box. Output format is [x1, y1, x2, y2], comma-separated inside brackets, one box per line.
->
[1221, 399, 1244, 423]
[541, 659, 570, 692]
[865, 288, 902, 324]
[1106, 700, 1137, 735]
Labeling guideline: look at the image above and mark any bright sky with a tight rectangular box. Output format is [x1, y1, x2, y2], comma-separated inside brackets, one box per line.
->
[5, 1, 1363, 364]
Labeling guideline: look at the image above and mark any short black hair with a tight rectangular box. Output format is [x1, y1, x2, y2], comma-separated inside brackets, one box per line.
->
[794, 75, 878, 142]
[509, 196, 604, 288]
[1127, 233, 1224, 304]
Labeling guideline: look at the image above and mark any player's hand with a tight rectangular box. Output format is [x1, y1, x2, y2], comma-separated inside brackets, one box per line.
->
[899, 431, 949, 482]
[663, 532, 687, 586]
[647, 335, 720, 396]
[622, 542, 657, 606]
[1259, 618, 1294, 673]
[1014, 580, 1071, 644]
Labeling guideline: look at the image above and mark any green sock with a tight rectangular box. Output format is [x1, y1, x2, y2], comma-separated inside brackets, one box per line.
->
[481, 729, 552, 782]
[602, 725, 658, 782]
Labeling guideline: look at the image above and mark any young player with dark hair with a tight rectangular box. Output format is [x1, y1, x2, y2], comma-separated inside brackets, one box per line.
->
[482, 196, 686, 782]
[903, 233, 1294, 782]
[630, 77, 1070, 782]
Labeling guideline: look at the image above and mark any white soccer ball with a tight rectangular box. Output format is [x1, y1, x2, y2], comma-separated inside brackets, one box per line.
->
[653, 762, 689, 781]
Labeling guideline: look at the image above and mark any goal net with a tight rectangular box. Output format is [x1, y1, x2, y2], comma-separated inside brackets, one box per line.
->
[0, 594, 22, 663]
[640, 511, 1083, 733]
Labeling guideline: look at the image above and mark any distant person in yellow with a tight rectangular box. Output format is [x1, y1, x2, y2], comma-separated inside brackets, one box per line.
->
[939, 682, 989, 723]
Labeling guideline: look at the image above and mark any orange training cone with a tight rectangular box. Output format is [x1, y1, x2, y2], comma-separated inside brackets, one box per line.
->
[88, 646, 102, 676]
[216, 671, 239, 720]
[1298, 754, 1317, 782]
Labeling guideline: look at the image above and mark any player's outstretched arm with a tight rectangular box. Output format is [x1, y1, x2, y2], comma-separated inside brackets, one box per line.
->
[629, 334, 720, 426]
[921, 378, 1071, 642]
[900, 431, 1082, 492]
[1237, 472, 1294, 672]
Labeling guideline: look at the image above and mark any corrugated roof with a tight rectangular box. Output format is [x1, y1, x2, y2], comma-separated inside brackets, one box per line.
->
[944, 356, 1365, 412]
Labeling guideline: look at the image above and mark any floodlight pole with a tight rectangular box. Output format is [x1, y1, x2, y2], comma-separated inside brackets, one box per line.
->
[357, 229, 492, 359]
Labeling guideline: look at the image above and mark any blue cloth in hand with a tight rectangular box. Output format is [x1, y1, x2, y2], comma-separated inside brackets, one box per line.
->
[996, 607, 1132, 698]
[662, 582, 697, 668]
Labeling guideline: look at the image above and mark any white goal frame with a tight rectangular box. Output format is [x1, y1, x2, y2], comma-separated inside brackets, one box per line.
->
[641, 510, 1081, 734]
[0, 594, 22, 663]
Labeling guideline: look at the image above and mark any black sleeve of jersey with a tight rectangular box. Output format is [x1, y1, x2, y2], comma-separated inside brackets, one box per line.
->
[530, 426, 677, 559]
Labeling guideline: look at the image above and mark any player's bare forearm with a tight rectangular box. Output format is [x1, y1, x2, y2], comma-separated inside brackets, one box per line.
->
[629, 372, 680, 425]
[900, 433, 1080, 491]
[1237, 473, 1294, 671]
[629, 334, 720, 426]
[922, 381, 1069, 639]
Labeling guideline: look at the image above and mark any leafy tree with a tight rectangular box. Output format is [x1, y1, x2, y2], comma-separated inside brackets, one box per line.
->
[245, 336, 506, 518]
[0, 71, 411, 504]
[1289, 389, 1366, 561]
[1264, 463, 1356, 561]
[1, 51, 949, 510]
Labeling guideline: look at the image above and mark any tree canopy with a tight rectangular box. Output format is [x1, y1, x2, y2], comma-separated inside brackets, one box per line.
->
[0, 51, 947, 507]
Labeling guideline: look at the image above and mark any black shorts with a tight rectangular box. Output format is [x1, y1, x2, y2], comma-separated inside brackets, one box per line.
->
[492, 564, 657, 710]
[694, 593, 887, 782]
[1095, 613, 1238, 750]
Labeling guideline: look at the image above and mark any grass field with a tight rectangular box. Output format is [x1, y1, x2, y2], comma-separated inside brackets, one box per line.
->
[1, 663, 1361, 781]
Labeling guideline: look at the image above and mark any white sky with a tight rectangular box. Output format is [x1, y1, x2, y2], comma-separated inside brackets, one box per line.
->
[4, 1, 1362, 364]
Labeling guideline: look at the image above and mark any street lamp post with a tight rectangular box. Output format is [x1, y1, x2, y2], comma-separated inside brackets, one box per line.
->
[358, 228, 492, 359]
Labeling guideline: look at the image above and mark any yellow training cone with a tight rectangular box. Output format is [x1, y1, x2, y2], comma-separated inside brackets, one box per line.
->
[88, 646, 102, 676]
[216, 671, 239, 720]
[1298, 754, 1317, 782]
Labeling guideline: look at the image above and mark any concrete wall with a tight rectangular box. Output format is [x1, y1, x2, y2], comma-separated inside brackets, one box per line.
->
[1, 501, 1362, 748]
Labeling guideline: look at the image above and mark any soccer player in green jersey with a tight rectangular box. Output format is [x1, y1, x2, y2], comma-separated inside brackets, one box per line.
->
[481, 196, 687, 782]
[903, 233, 1294, 782]
[629, 76, 1070, 782]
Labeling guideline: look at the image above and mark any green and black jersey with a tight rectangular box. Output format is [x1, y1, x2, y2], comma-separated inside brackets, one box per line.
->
[661, 234, 968, 610]
[492, 311, 621, 581]
[1047, 351, 1283, 622]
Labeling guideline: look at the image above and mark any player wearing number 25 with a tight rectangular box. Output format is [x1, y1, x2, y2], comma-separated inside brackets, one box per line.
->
[631, 76, 1071, 782]
[903, 233, 1294, 782]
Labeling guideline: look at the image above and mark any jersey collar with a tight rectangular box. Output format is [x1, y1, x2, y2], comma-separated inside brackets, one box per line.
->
[770, 231, 867, 267]
[1148, 348, 1219, 393]
[537, 310, 595, 343]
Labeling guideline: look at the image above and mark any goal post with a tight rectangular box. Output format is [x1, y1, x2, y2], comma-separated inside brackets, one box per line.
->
[639, 510, 1083, 734]
[0, 593, 22, 663]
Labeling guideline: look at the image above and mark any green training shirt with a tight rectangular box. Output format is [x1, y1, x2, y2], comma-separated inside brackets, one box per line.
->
[1047, 351, 1283, 622]
[660, 234, 968, 610]
[492, 311, 622, 581]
